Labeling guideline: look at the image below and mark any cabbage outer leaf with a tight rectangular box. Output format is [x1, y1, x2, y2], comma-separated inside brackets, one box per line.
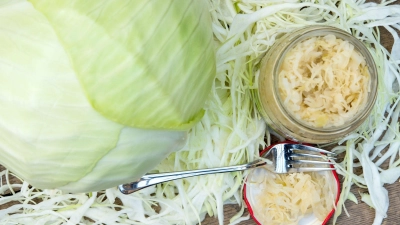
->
[29, 0, 216, 130]
[0, 0, 188, 192]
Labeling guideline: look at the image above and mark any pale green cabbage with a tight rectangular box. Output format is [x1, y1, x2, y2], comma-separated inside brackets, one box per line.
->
[0, 0, 215, 193]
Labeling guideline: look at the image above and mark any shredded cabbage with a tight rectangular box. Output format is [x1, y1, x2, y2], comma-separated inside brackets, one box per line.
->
[1, 0, 400, 225]
[279, 35, 370, 128]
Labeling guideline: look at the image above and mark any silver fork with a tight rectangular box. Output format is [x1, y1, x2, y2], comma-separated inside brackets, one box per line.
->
[118, 143, 336, 194]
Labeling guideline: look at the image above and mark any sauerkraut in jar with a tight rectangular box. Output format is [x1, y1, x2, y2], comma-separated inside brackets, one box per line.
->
[255, 26, 378, 143]
[278, 34, 370, 128]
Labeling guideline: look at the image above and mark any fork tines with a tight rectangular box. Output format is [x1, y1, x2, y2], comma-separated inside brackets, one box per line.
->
[286, 144, 336, 173]
[288, 166, 336, 173]
[289, 144, 336, 156]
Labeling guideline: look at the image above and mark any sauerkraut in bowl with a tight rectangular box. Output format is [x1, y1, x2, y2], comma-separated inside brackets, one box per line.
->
[243, 144, 340, 225]
[244, 167, 339, 225]
[255, 25, 378, 143]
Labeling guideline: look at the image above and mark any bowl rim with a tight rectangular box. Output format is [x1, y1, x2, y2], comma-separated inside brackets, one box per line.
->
[243, 141, 341, 225]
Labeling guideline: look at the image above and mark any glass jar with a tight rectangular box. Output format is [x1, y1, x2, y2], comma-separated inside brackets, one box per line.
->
[254, 25, 378, 144]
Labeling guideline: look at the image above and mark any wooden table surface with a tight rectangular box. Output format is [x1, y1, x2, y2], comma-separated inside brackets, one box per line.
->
[1, 1, 400, 225]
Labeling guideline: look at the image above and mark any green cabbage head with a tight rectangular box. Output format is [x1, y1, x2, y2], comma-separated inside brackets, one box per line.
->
[0, 0, 215, 192]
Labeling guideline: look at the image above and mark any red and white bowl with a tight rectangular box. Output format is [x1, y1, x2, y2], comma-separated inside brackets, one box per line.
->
[243, 143, 340, 225]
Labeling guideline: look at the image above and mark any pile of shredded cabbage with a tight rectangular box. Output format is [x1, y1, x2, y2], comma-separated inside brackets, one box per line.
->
[279, 34, 370, 128]
[250, 170, 336, 225]
[1, 0, 400, 224]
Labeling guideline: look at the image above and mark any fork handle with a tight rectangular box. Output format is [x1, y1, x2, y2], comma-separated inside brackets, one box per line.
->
[119, 159, 266, 194]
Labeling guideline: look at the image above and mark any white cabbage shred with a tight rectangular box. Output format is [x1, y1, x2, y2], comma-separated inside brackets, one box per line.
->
[1, 0, 400, 225]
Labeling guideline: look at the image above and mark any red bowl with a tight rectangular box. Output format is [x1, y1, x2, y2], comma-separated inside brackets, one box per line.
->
[243, 142, 340, 225]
